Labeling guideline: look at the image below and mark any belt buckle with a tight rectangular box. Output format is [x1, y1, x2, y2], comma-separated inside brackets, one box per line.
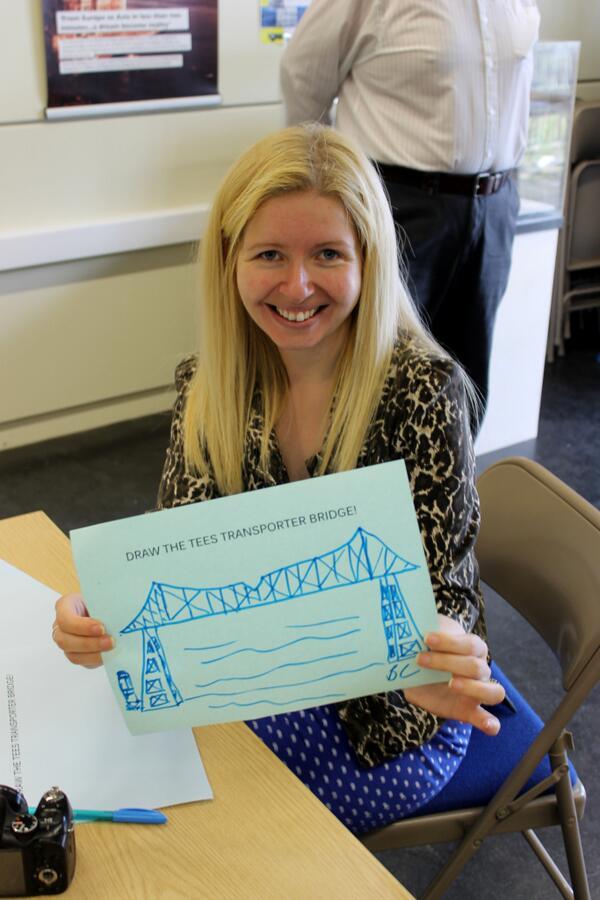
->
[475, 172, 505, 197]
[474, 172, 491, 197]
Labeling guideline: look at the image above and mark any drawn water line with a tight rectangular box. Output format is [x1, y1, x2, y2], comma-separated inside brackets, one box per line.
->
[187, 661, 384, 702]
[208, 693, 347, 710]
[286, 615, 360, 629]
[183, 640, 237, 652]
[199, 629, 361, 665]
[192, 650, 358, 689]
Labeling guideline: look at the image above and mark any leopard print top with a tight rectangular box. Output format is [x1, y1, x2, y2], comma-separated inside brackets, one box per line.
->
[157, 335, 486, 768]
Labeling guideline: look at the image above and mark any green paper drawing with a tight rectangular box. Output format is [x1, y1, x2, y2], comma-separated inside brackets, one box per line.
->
[71, 460, 448, 735]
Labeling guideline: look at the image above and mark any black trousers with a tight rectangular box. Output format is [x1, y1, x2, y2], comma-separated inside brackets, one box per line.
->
[383, 176, 520, 428]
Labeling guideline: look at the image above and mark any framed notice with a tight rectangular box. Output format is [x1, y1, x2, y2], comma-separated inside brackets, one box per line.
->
[43, 1, 219, 119]
[260, 0, 310, 46]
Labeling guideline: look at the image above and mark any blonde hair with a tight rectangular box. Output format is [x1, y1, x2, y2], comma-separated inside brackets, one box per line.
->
[184, 124, 452, 494]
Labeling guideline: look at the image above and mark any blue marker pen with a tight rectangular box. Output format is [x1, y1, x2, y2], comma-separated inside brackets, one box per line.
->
[29, 807, 167, 825]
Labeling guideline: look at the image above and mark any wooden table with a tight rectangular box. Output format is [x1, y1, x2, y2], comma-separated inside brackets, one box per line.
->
[0, 512, 413, 900]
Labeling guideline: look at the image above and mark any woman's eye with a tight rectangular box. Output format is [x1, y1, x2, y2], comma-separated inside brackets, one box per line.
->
[319, 248, 340, 261]
[259, 250, 280, 261]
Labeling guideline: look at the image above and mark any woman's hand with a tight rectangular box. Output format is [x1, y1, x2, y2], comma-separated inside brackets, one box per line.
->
[404, 614, 505, 735]
[52, 593, 114, 669]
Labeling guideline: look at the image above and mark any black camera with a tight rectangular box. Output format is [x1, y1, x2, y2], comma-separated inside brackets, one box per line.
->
[0, 786, 75, 896]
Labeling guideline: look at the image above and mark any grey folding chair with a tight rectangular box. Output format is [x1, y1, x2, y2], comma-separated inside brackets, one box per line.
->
[551, 101, 600, 357]
[569, 101, 600, 164]
[558, 160, 600, 350]
[361, 457, 600, 899]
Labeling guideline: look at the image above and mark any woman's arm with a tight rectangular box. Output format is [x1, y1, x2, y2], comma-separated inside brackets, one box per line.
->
[399, 353, 502, 730]
[338, 349, 501, 766]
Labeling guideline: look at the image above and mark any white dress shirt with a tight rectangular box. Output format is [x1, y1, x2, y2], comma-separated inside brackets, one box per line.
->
[281, 0, 540, 174]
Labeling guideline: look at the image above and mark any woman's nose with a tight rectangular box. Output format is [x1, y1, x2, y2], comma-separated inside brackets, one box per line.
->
[280, 261, 314, 300]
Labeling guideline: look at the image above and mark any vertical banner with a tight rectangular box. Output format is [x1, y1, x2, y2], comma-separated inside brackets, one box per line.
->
[43, 1, 219, 119]
[260, 1, 310, 46]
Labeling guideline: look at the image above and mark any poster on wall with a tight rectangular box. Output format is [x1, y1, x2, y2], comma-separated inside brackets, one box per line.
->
[260, 0, 311, 46]
[43, 1, 219, 119]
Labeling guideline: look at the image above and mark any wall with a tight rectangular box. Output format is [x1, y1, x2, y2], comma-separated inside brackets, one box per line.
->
[3, 1, 598, 454]
[0, 0, 285, 450]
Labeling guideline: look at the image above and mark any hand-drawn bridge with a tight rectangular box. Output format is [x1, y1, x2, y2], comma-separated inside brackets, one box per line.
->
[116, 527, 425, 714]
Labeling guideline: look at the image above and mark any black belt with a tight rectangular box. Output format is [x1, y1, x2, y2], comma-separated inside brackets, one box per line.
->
[376, 162, 513, 197]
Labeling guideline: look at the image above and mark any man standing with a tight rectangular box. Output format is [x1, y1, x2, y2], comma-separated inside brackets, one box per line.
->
[281, 0, 540, 426]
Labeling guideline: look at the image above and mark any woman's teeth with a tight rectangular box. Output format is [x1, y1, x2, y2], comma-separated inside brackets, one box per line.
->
[276, 306, 319, 322]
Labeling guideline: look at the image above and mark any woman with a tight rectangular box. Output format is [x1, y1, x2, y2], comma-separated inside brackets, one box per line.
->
[54, 124, 504, 835]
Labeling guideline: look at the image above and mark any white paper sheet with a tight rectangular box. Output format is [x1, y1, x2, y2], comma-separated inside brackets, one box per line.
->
[0, 557, 212, 810]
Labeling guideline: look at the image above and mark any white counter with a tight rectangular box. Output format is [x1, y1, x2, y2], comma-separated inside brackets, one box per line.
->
[475, 200, 561, 456]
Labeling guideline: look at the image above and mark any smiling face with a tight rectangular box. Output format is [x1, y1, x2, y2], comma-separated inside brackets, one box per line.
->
[235, 189, 362, 367]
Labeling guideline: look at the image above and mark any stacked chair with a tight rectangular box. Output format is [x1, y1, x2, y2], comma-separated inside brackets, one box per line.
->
[361, 457, 600, 899]
[549, 101, 600, 358]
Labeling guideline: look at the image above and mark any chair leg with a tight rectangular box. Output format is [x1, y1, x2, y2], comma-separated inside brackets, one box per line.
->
[550, 739, 592, 900]
[419, 836, 480, 900]
[565, 308, 572, 340]
[558, 307, 566, 356]
[420, 682, 599, 900]
[522, 829, 573, 899]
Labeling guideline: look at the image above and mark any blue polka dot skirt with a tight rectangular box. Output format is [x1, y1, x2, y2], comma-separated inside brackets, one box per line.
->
[247, 705, 472, 835]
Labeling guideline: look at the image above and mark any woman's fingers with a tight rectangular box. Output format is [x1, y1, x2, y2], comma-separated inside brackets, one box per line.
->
[54, 631, 114, 655]
[405, 616, 506, 736]
[449, 675, 505, 706]
[425, 629, 489, 659]
[448, 678, 506, 733]
[418, 649, 491, 681]
[440, 694, 502, 735]
[53, 593, 112, 668]
[466, 704, 501, 736]
[55, 593, 102, 633]
[405, 682, 503, 736]
[417, 626, 493, 681]
[63, 651, 106, 669]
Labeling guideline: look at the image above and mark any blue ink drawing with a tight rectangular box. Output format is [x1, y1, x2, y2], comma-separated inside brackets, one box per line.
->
[115, 527, 426, 716]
